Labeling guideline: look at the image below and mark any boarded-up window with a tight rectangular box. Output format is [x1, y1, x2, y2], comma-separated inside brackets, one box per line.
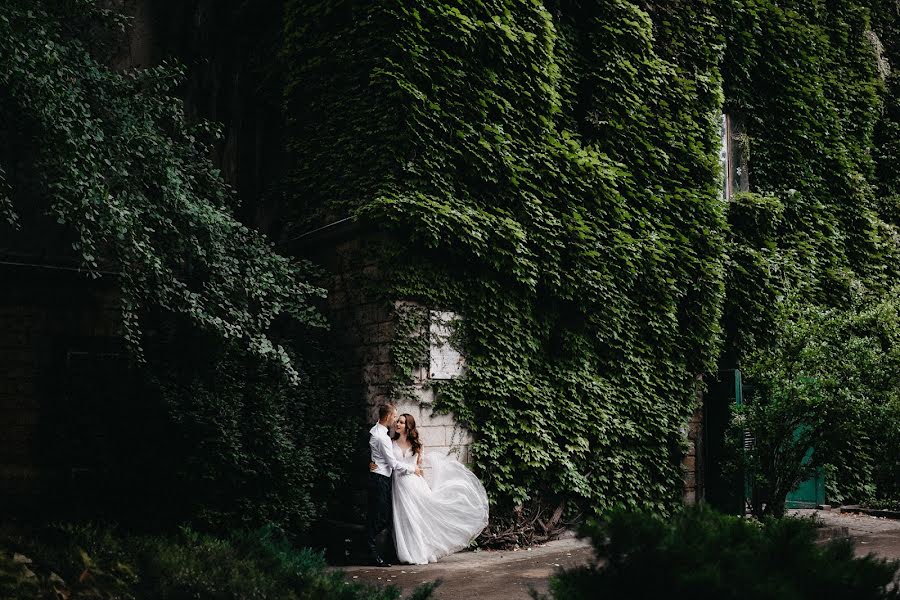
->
[428, 311, 464, 380]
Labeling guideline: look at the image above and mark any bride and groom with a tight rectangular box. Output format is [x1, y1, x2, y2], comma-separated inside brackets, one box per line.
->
[366, 403, 489, 566]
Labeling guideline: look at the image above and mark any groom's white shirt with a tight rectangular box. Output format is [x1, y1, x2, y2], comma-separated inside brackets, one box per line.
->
[370, 422, 416, 478]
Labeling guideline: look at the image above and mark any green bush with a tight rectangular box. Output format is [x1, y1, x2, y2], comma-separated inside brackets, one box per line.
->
[0, 0, 325, 383]
[727, 291, 900, 516]
[539, 506, 900, 600]
[1, 0, 357, 538]
[32, 320, 360, 536]
[0, 523, 437, 600]
[136, 327, 359, 535]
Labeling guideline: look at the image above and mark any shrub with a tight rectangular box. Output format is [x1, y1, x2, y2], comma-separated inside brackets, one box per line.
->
[136, 327, 359, 535]
[729, 291, 900, 517]
[0, 523, 437, 600]
[1, 0, 325, 383]
[38, 322, 361, 537]
[0, 0, 357, 538]
[539, 506, 900, 600]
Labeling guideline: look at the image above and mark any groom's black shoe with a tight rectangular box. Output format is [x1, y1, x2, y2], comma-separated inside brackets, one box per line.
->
[371, 554, 391, 567]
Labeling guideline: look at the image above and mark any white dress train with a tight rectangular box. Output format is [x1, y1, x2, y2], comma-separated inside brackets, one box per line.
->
[391, 442, 489, 565]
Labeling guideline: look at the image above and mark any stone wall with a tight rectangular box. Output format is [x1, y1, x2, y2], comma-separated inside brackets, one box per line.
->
[297, 228, 473, 464]
[301, 230, 395, 424]
[392, 305, 472, 463]
[393, 394, 473, 465]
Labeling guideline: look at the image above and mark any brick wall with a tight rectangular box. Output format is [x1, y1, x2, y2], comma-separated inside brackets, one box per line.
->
[683, 398, 704, 504]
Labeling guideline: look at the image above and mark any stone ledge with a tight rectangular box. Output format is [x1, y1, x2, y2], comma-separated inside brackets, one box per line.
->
[815, 526, 851, 543]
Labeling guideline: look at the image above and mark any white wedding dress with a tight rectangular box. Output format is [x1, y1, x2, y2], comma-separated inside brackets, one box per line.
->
[391, 442, 489, 564]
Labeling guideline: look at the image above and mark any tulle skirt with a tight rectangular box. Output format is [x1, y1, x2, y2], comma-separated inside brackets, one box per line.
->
[392, 452, 489, 565]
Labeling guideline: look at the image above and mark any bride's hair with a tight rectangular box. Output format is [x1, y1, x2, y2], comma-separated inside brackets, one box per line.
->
[397, 413, 422, 456]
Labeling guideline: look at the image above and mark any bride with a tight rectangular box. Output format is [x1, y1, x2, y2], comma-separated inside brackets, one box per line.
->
[389, 413, 489, 565]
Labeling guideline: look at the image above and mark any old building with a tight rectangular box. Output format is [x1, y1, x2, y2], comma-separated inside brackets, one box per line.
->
[1, 0, 712, 515]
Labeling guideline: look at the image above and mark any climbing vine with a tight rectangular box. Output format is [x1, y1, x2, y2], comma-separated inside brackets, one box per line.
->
[285, 0, 900, 515]
[718, 0, 900, 506]
[284, 0, 728, 513]
[0, 0, 325, 383]
[0, 0, 363, 532]
[720, 0, 900, 321]
[9, 0, 898, 524]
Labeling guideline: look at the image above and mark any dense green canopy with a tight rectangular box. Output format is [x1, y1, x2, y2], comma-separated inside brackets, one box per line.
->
[0, 0, 324, 384]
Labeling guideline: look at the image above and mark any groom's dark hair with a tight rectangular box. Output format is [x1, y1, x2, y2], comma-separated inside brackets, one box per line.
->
[377, 403, 396, 421]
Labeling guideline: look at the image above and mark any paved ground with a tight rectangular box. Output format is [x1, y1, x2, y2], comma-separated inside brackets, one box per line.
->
[789, 508, 900, 561]
[337, 511, 900, 600]
[338, 537, 594, 600]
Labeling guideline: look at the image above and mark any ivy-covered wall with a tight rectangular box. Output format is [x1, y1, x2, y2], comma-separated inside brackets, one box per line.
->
[717, 0, 900, 506]
[6, 0, 899, 526]
[284, 0, 728, 513]
[284, 0, 900, 516]
[720, 0, 900, 363]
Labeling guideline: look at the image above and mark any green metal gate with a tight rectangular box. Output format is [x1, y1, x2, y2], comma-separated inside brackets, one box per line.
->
[785, 446, 826, 508]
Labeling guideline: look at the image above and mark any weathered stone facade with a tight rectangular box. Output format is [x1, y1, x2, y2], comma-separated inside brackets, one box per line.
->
[392, 306, 472, 463]
[294, 226, 473, 463]
[299, 229, 394, 419]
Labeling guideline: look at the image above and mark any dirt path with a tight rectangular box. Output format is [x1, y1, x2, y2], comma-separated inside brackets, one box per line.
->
[337, 537, 594, 600]
[788, 508, 900, 560]
[338, 511, 900, 599]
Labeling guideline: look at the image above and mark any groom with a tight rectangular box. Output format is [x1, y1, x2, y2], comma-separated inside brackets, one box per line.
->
[367, 403, 423, 567]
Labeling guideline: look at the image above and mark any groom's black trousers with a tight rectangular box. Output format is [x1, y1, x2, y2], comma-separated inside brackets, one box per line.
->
[366, 472, 393, 556]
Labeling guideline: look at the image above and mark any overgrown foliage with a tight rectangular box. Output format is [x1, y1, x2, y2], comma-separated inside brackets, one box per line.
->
[726, 293, 900, 516]
[136, 326, 358, 534]
[718, 0, 900, 513]
[721, 192, 786, 367]
[0, 0, 324, 382]
[537, 506, 900, 600]
[0, 523, 438, 599]
[0, 0, 358, 533]
[720, 0, 900, 313]
[283, 0, 900, 520]
[718, 0, 900, 364]
[7, 0, 900, 533]
[285, 0, 728, 515]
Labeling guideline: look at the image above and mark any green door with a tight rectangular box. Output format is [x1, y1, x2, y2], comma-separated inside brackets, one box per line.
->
[785, 446, 825, 508]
